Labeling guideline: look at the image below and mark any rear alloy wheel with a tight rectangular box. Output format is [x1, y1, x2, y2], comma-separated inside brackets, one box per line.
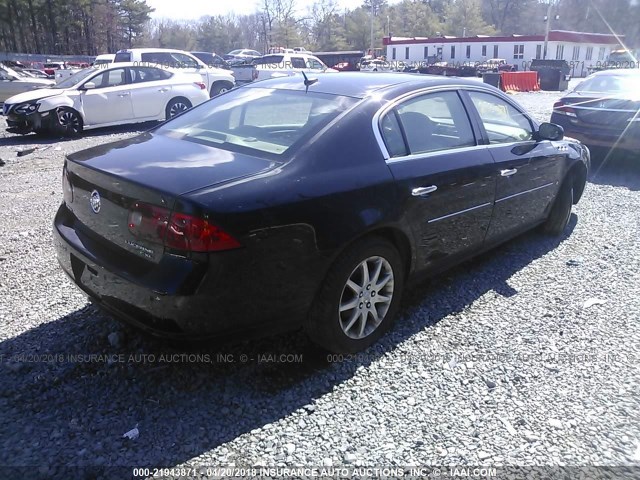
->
[543, 177, 573, 236]
[55, 107, 83, 137]
[210, 81, 233, 97]
[305, 237, 404, 353]
[166, 98, 192, 119]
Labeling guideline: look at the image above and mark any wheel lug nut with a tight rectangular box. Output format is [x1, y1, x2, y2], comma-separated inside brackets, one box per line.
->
[371, 291, 376, 297]
[359, 292, 363, 297]
[366, 284, 371, 290]
[359, 303, 363, 309]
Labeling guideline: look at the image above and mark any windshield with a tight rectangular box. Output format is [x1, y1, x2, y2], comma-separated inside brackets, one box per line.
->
[156, 87, 357, 157]
[576, 74, 640, 94]
[229, 50, 242, 55]
[53, 68, 96, 89]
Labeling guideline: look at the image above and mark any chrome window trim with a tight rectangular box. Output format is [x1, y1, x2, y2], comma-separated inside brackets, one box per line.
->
[427, 202, 492, 224]
[386, 145, 482, 164]
[371, 83, 533, 162]
[495, 182, 555, 203]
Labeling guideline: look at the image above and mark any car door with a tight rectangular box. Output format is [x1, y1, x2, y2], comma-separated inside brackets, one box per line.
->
[464, 90, 565, 241]
[80, 67, 134, 125]
[380, 90, 496, 269]
[128, 66, 172, 119]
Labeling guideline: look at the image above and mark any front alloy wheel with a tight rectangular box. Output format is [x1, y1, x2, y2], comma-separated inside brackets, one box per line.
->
[56, 108, 82, 136]
[339, 256, 394, 339]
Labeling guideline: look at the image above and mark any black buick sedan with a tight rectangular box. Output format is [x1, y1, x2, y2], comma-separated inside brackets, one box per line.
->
[54, 73, 590, 353]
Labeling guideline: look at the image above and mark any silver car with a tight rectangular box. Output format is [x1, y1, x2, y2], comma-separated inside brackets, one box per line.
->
[0, 65, 55, 103]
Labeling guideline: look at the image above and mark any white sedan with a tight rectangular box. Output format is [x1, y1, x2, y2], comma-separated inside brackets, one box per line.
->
[3, 63, 210, 136]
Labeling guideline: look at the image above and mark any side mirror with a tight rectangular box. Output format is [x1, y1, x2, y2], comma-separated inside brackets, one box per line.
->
[537, 122, 564, 141]
[82, 82, 96, 90]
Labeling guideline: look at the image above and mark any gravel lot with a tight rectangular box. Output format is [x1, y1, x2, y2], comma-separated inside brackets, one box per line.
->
[1, 81, 639, 478]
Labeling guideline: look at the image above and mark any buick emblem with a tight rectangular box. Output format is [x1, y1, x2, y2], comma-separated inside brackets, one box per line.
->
[90, 190, 101, 214]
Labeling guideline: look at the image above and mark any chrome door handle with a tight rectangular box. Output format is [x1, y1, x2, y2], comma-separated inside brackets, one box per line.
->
[117, 92, 130, 97]
[412, 185, 438, 196]
[158, 88, 169, 92]
[501, 168, 518, 177]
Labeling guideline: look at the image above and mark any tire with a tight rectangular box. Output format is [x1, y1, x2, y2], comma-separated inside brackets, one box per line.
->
[54, 107, 83, 137]
[210, 81, 233, 97]
[305, 236, 405, 353]
[165, 98, 192, 120]
[543, 177, 573, 236]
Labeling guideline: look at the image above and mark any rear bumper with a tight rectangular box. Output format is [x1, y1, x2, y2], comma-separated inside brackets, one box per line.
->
[53, 203, 315, 339]
[551, 113, 640, 152]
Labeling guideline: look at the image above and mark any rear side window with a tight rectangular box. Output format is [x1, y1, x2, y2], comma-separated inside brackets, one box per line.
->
[380, 113, 408, 158]
[141, 52, 173, 65]
[114, 52, 131, 62]
[393, 91, 476, 155]
[130, 67, 172, 83]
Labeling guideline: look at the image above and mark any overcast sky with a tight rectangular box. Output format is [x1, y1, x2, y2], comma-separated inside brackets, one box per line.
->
[147, 0, 399, 20]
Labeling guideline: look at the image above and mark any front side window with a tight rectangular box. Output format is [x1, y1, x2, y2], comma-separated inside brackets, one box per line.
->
[383, 91, 475, 156]
[468, 91, 533, 144]
[89, 67, 129, 88]
[171, 52, 200, 68]
[306, 58, 326, 70]
[156, 88, 356, 157]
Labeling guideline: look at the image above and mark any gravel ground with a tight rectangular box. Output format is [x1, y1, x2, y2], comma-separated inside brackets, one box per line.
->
[1, 81, 639, 478]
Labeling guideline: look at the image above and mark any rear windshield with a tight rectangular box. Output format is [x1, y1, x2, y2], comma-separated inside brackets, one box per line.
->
[156, 87, 357, 157]
[114, 52, 132, 62]
[576, 74, 639, 93]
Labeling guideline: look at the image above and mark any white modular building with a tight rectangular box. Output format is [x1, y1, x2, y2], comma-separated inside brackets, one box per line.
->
[383, 30, 623, 77]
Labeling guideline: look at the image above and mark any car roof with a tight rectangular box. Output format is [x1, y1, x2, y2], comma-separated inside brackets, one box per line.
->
[247, 72, 489, 99]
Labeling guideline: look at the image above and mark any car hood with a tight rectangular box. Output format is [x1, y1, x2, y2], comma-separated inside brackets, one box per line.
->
[67, 132, 280, 196]
[5, 87, 62, 104]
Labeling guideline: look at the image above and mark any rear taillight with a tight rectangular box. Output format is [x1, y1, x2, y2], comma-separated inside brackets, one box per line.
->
[128, 202, 241, 253]
[553, 101, 577, 117]
[194, 82, 206, 90]
[62, 166, 73, 204]
[252, 69, 259, 81]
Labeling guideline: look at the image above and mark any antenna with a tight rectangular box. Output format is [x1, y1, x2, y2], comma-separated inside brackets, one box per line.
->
[301, 71, 318, 91]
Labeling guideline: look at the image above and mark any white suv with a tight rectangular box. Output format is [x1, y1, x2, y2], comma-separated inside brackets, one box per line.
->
[253, 52, 338, 81]
[114, 48, 235, 97]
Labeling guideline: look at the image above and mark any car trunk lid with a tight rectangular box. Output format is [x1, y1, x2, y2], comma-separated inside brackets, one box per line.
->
[565, 94, 640, 128]
[65, 132, 278, 261]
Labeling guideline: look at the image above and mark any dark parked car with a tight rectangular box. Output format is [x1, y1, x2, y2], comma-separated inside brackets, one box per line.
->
[53, 73, 589, 353]
[191, 51, 231, 70]
[551, 69, 640, 153]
